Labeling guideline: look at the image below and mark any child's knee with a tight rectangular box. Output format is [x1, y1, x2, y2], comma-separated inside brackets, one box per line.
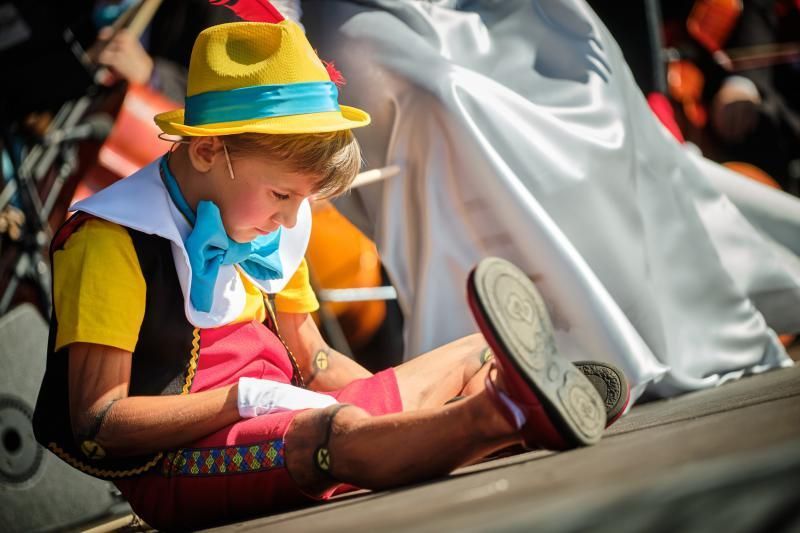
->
[284, 404, 371, 497]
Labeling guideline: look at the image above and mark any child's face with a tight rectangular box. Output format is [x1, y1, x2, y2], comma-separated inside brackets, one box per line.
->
[212, 150, 318, 243]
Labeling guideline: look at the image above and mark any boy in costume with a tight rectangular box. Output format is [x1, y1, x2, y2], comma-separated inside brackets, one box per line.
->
[33, 20, 626, 530]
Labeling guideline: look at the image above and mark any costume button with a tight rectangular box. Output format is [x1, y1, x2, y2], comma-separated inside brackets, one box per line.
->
[315, 447, 331, 471]
[315, 350, 329, 371]
[80, 440, 107, 460]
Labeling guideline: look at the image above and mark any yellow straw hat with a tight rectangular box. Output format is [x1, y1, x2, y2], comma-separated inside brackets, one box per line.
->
[154, 21, 370, 136]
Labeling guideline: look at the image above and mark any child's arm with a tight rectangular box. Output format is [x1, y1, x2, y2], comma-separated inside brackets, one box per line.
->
[68, 342, 240, 457]
[276, 312, 372, 391]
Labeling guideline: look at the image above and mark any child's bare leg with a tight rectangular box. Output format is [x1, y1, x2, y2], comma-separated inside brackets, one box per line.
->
[461, 359, 493, 396]
[392, 333, 493, 410]
[285, 387, 519, 496]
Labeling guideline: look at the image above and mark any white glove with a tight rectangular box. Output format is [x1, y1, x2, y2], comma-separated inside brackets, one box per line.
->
[237, 377, 338, 419]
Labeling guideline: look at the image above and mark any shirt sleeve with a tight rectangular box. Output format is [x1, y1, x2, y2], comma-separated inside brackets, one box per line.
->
[273, 257, 320, 314]
[53, 219, 146, 352]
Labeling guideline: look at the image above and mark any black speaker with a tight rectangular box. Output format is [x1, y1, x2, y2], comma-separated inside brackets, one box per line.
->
[0, 304, 125, 532]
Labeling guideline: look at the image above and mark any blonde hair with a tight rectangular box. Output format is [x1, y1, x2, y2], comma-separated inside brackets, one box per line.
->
[222, 130, 362, 199]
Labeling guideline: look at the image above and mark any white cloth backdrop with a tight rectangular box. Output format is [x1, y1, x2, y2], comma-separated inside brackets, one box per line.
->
[303, 0, 799, 403]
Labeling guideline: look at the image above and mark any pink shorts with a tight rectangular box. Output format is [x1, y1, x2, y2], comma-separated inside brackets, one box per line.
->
[114, 321, 403, 530]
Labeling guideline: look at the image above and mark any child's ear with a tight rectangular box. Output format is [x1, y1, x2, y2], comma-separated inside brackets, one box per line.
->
[188, 136, 221, 173]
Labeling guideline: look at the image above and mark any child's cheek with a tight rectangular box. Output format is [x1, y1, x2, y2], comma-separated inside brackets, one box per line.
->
[237, 194, 275, 224]
[220, 195, 258, 230]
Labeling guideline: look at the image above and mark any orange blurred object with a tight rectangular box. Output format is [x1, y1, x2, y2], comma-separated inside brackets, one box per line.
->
[687, 0, 742, 53]
[306, 201, 386, 349]
[723, 161, 781, 189]
[779, 334, 796, 348]
[72, 84, 178, 204]
[668, 60, 708, 128]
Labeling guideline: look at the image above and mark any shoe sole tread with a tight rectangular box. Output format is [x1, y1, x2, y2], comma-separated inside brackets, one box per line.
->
[469, 258, 605, 446]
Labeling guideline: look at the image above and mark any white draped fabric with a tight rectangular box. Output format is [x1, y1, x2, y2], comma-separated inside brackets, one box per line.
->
[303, 0, 799, 402]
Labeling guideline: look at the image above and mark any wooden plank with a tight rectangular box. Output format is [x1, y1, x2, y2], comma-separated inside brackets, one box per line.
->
[205, 367, 800, 532]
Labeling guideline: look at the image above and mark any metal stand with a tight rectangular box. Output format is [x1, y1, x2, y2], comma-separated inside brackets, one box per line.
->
[0, 95, 90, 316]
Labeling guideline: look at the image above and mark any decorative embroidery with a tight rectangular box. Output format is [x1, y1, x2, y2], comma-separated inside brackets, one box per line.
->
[48, 443, 162, 478]
[161, 440, 285, 476]
[181, 328, 201, 394]
[80, 440, 106, 460]
[264, 295, 305, 388]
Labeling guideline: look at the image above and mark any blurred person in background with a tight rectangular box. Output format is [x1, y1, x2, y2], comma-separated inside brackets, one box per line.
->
[663, 0, 800, 193]
[91, 0, 237, 102]
[302, 0, 800, 405]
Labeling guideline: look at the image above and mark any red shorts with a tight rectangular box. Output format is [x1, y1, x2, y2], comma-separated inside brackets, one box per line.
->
[114, 321, 403, 530]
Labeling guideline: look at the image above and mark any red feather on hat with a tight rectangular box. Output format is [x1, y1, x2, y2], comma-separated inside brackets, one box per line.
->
[323, 60, 346, 87]
[208, 0, 284, 23]
[207, 0, 347, 87]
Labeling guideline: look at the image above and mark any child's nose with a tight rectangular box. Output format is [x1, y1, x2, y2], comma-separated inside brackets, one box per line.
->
[276, 201, 301, 229]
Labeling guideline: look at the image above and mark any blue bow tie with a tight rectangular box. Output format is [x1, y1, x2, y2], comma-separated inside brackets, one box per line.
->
[160, 157, 283, 313]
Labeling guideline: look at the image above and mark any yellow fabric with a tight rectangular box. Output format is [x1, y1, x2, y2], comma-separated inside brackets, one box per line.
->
[54, 219, 319, 352]
[53, 219, 146, 352]
[274, 258, 319, 314]
[236, 273, 268, 324]
[187, 22, 330, 97]
[236, 258, 319, 320]
[154, 21, 370, 136]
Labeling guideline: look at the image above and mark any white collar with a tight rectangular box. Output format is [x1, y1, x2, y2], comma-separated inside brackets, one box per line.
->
[71, 159, 312, 328]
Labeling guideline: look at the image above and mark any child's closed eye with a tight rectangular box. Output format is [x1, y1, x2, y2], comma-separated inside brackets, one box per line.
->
[272, 191, 290, 201]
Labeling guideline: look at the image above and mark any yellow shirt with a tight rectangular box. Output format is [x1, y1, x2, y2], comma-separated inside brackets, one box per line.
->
[53, 219, 319, 352]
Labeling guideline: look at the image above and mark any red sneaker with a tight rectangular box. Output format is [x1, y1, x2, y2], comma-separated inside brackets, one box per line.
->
[468, 257, 606, 450]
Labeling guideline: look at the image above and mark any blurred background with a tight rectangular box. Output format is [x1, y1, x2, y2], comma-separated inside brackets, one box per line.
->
[0, 0, 797, 530]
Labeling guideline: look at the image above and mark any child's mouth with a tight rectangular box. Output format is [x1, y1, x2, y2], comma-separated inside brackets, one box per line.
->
[256, 226, 279, 235]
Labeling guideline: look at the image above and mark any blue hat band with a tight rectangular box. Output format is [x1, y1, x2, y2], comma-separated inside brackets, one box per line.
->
[184, 81, 341, 126]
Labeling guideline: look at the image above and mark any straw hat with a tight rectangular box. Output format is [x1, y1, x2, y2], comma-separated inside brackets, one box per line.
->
[154, 20, 370, 136]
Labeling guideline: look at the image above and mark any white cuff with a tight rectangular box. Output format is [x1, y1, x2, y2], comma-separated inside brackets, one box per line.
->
[237, 377, 338, 419]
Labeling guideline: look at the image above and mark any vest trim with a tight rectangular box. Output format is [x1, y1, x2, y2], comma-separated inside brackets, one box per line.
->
[265, 293, 305, 388]
[183, 328, 201, 394]
[46, 444, 164, 479]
